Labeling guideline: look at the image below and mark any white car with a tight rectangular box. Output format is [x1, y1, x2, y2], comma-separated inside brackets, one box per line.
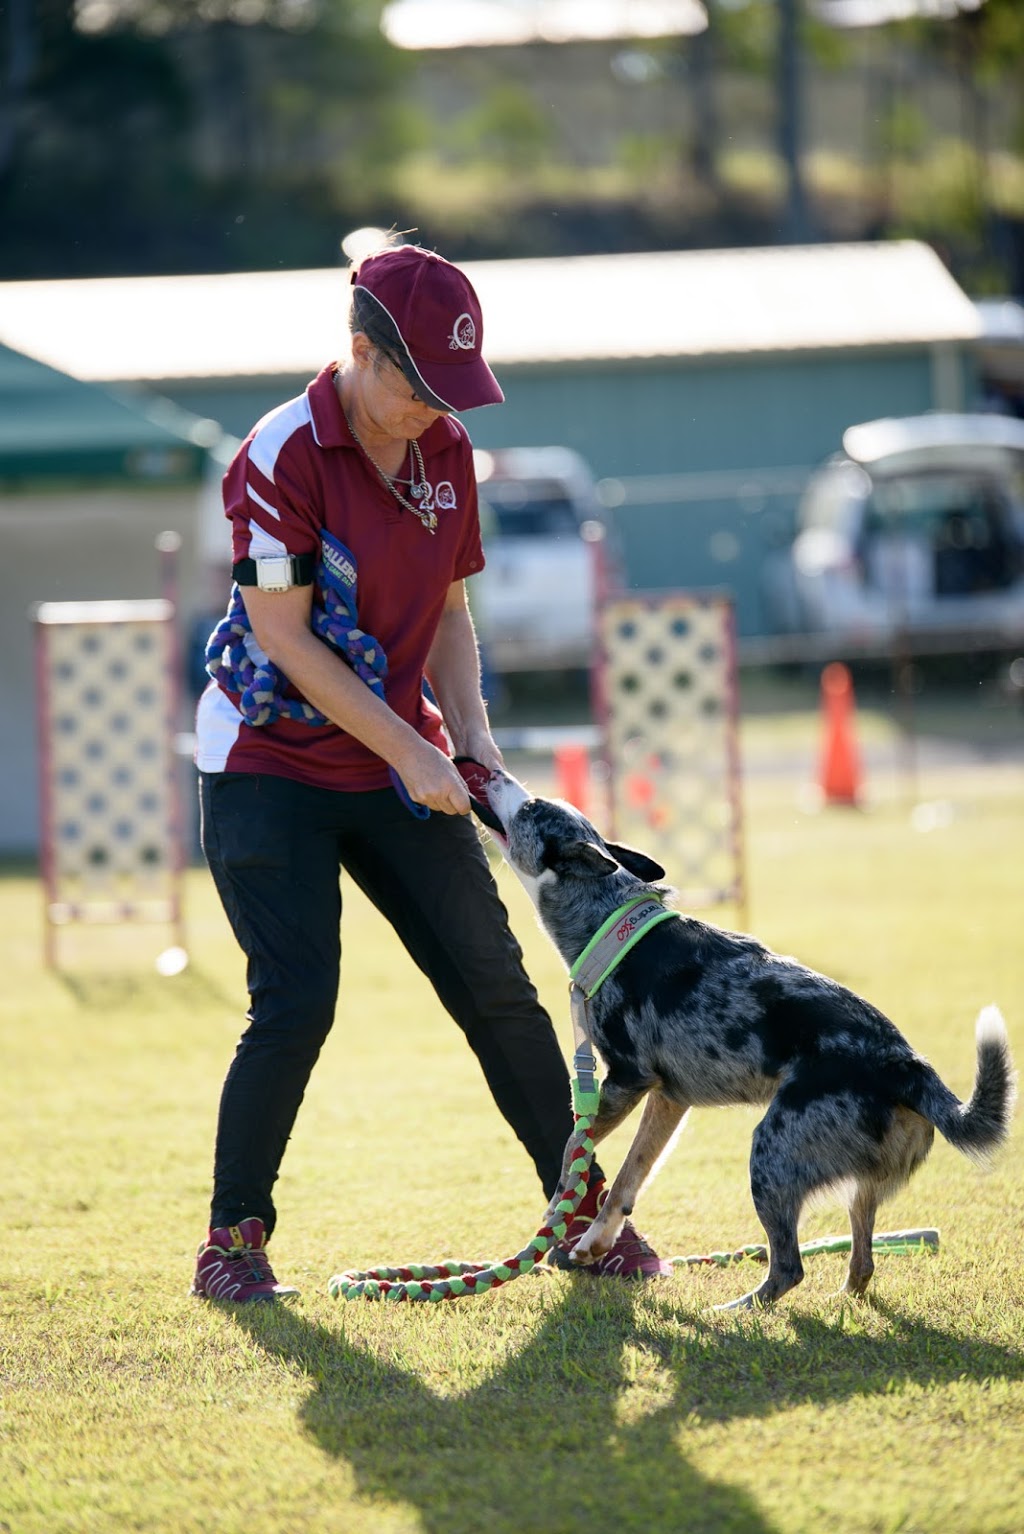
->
[471, 446, 604, 672]
[767, 413, 1024, 648]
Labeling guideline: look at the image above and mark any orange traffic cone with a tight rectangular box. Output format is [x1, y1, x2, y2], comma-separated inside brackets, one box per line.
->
[554, 743, 590, 814]
[818, 662, 863, 806]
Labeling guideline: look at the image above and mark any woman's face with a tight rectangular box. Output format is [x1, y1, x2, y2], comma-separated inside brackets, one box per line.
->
[351, 337, 449, 442]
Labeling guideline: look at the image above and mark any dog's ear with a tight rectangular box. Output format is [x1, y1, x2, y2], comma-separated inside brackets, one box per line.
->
[560, 841, 621, 878]
[604, 841, 666, 882]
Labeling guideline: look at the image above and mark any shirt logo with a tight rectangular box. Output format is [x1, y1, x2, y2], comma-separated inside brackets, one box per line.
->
[449, 313, 476, 352]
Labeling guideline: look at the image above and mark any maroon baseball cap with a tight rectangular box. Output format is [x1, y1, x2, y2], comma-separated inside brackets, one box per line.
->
[351, 246, 504, 413]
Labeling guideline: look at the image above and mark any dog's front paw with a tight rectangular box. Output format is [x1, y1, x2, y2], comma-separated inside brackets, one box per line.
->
[570, 1223, 612, 1264]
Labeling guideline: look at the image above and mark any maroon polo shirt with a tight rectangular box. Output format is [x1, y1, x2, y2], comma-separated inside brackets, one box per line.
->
[195, 364, 485, 790]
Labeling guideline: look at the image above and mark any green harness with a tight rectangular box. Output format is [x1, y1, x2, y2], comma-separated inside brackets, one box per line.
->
[568, 894, 678, 1114]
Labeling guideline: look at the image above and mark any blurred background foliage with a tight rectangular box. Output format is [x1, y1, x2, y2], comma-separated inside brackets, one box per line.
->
[2, 0, 1023, 290]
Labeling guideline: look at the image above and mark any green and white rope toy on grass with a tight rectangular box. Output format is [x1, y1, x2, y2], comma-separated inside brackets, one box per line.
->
[327, 1069, 939, 1302]
[672, 1229, 939, 1269]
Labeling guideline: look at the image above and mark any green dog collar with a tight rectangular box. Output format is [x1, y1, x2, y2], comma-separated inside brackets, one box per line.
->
[570, 894, 678, 1000]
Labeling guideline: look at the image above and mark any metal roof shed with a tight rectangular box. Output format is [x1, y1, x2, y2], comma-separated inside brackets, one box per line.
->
[465, 244, 982, 634]
[0, 241, 981, 634]
[0, 345, 226, 853]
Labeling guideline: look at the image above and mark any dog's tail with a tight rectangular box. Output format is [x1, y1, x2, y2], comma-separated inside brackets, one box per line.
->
[908, 1006, 1016, 1162]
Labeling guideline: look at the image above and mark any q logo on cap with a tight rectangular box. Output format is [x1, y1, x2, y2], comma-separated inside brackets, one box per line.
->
[449, 313, 476, 352]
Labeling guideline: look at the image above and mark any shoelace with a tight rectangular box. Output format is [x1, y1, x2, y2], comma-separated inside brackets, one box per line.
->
[228, 1243, 274, 1283]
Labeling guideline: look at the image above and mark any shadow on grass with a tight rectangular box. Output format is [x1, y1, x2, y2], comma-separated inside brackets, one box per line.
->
[55, 961, 237, 1011]
[635, 1291, 1024, 1424]
[233, 1281, 1024, 1533]
[235, 1284, 777, 1533]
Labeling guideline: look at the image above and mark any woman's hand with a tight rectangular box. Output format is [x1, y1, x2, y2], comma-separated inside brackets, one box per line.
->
[456, 727, 505, 776]
[392, 735, 473, 816]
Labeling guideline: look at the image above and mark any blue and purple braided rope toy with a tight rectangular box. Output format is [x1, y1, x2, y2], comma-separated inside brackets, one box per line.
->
[204, 530, 427, 817]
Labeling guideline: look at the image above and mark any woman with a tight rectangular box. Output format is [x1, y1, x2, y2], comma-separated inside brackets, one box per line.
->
[191, 241, 669, 1300]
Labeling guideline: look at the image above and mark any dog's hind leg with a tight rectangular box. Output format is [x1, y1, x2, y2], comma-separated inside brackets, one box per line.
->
[842, 1108, 933, 1297]
[843, 1184, 877, 1297]
[718, 1087, 933, 1310]
[716, 1189, 805, 1311]
[717, 1107, 809, 1311]
[572, 1090, 689, 1265]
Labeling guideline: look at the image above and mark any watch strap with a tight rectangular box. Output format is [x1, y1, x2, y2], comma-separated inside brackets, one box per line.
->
[231, 554, 316, 588]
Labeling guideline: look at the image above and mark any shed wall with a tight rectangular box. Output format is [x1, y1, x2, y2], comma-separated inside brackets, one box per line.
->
[160, 342, 976, 636]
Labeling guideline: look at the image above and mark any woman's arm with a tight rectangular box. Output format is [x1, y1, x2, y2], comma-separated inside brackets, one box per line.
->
[424, 581, 504, 772]
[241, 583, 472, 815]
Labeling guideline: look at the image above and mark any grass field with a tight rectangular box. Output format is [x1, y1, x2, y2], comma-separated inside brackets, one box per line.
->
[2, 702, 1022, 1534]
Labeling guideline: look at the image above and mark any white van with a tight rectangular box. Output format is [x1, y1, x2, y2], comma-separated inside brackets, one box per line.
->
[471, 446, 604, 672]
[765, 413, 1024, 644]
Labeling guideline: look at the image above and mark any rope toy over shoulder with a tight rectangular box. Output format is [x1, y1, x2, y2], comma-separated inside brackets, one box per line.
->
[204, 531, 386, 727]
[204, 530, 427, 816]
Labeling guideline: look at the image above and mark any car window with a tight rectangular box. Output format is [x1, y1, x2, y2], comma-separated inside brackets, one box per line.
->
[863, 472, 1022, 595]
[868, 472, 1001, 528]
[481, 478, 582, 538]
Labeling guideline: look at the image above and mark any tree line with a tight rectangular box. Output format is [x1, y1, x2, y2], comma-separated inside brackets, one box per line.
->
[2, 0, 1023, 289]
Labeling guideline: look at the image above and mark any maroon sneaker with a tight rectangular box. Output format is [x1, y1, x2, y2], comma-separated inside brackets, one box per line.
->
[548, 1185, 673, 1280]
[190, 1217, 299, 1303]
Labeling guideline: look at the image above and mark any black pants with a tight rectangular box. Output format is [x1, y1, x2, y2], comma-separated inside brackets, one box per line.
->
[199, 771, 597, 1236]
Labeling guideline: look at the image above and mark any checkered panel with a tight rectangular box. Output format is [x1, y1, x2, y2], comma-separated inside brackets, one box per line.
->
[597, 592, 744, 909]
[36, 604, 180, 925]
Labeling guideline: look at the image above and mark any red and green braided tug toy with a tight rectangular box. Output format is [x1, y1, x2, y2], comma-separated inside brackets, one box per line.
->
[326, 1067, 939, 1302]
[328, 1070, 601, 1302]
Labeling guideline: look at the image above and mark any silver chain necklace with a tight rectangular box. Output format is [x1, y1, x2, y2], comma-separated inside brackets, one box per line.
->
[346, 413, 437, 534]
